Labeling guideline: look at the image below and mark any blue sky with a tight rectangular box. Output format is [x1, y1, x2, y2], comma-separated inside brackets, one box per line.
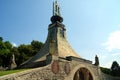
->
[0, 0, 120, 68]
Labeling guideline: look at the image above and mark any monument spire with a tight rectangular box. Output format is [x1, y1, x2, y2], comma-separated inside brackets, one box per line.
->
[18, 0, 80, 68]
[53, 0, 61, 16]
[51, 0, 63, 23]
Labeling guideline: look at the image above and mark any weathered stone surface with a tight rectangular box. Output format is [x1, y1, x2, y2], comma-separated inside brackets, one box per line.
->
[1, 1, 120, 80]
[19, 14, 80, 68]
[0, 56, 120, 80]
[8, 54, 17, 69]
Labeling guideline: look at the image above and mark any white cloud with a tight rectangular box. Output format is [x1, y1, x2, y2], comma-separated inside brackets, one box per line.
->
[102, 31, 120, 52]
[99, 54, 107, 59]
[12, 42, 17, 47]
[112, 53, 120, 56]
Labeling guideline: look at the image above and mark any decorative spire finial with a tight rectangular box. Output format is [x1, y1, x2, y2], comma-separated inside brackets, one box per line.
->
[51, 0, 63, 23]
[53, 0, 61, 16]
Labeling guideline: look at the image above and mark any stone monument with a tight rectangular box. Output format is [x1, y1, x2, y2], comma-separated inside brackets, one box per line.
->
[18, 0, 80, 68]
[8, 54, 17, 69]
[0, 0, 120, 80]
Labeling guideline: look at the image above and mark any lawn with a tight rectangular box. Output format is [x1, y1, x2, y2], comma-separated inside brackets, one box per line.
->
[0, 69, 29, 76]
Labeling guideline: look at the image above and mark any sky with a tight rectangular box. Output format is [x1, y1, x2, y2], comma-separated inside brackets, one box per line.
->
[0, 0, 120, 68]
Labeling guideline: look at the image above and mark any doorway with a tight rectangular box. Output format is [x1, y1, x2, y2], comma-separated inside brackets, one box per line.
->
[73, 67, 93, 80]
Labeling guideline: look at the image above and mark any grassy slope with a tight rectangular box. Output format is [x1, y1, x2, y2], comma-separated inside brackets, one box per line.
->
[0, 69, 29, 76]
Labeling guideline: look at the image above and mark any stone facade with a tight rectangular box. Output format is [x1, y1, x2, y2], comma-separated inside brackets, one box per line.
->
[0, 1, 120, 80]
[0, 56, 119, 80]
[0, 56, 101, 80]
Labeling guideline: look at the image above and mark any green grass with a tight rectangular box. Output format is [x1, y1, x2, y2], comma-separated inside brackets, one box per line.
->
[0, 69, 29, 76]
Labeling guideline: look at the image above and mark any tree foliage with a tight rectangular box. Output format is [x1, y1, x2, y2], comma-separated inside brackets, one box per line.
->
[100, 67, 111, 75]
[0, 38, 12, 67]
[0, 37, 3, 41]
[101, 61, 120, 77]
[0, 37, 43, 68]
[4, 41, 12, 50]
[31, 40, 43, 53]
[111, 61, 120, 76]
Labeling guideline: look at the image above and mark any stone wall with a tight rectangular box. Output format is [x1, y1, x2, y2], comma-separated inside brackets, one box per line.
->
[0, 57, 97, 80]
[0, 56, 119, 80]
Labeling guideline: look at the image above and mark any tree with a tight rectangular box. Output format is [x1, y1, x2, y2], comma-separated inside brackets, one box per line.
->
[0, 37, 44, 67]
[0, 41, 6, 50]
[0, 39, 11, 67]
[16, 41, 43, 66]
[17, 44, 34, 65]
[100, 67, 111, 75]
[0, 37, 3, 41]
[31, 40, 43, 54]
[18, 44, 33, 56]
[4, 41, 12, 50]
[111, 61, 120, 76]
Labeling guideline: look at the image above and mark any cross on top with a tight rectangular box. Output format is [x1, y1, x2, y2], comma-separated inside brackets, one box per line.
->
[53, 0, 61, 16]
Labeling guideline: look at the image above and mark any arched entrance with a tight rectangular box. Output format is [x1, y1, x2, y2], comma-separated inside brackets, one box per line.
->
[73, 67, 93, 80]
